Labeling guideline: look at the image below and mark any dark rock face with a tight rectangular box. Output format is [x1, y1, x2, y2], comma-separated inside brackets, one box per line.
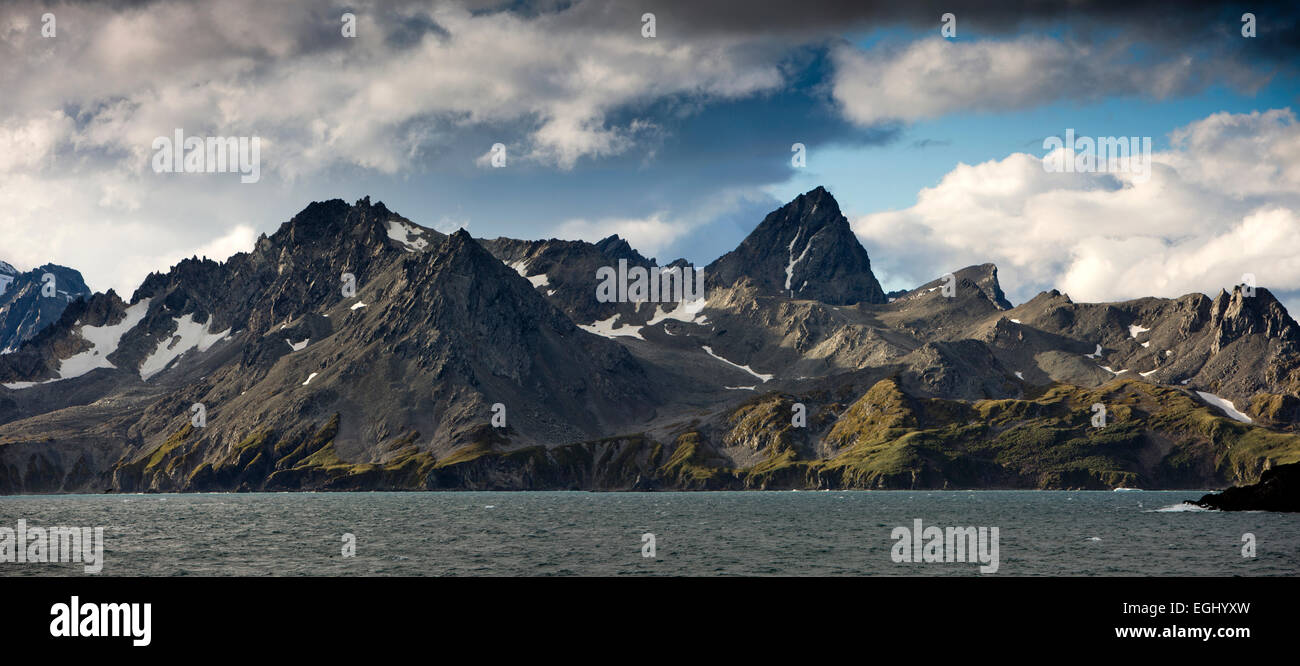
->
[1194, 462, 1300, 512]
[378, 228, 658, 442]
[479, 233, 660, 327]
[706, 186, 886, 305]
[899, 339, 1016, 400]
[0, 263, 92, 353]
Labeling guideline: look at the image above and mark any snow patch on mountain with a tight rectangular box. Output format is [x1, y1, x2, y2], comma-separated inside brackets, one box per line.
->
[1195, 391, 1252, 423]
[1, 380, 47, 389]
[783, 230, 801, 290]
[139, 313, 232, 380]
[386, 219, 430, 252]
[506, 259, 550, 288]
[8, 299, 154, 388]
[784, 235, 813, 293]
[702, 345, 773, 382]
[646, 299, 708, 327]
[57, 299, 151, 380]
[579, 314, 644, 340]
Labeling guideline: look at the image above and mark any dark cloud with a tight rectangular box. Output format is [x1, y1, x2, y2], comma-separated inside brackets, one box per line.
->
[382, 10, 450, 48]
[545, 0, 1300, 65]
[31, 0, 1300, 64]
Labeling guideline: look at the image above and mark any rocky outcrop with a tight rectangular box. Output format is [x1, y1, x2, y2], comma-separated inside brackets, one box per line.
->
[1194, 462, 1300, 512]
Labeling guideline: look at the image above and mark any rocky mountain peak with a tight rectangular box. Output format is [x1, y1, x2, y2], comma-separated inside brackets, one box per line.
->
[435, 227, 494, 265]
[282, 198, 351, 233]
[125, 197, 440, 347]
[261, 197, 426, 260]
[1210, 285, 1298, 347]
[594, 234, 653, 265]
[594, 233, 628, 253]
[706, 186, 886, 305]
[412, 227, 556, 315]
[960, 263, 1014, 310]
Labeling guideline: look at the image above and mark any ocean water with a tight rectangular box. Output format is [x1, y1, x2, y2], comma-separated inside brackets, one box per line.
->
[1, 490, 1297, 576]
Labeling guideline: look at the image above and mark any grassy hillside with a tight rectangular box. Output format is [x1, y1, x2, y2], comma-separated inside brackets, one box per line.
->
[105, 377, 1300, 492]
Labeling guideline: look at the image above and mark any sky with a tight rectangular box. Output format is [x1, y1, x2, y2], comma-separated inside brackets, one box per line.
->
[1, 0, 1298, 313]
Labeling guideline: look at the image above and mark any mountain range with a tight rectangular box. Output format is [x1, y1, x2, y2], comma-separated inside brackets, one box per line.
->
[2, 187, 1299, 493]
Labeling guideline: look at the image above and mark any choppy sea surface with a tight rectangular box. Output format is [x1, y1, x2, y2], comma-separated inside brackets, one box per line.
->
[1, 490, 1296, 576]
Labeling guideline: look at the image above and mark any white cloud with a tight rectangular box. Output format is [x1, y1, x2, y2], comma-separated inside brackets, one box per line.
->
[0, 167, 275, 295]
[0, 1, 786, 176]
[551, 185, 778, 262]
[553, 214, 690, 258]
[831, 36, 1265, 126]
[851, 109, 1300, 314]
[0, 0, 790, 293]
[1161, 109, 1300, 198]
[0, 110, 74, 172]
[189, 224, 258, 263]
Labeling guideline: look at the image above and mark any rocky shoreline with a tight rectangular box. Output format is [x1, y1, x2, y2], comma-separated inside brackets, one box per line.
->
[1193, 462, 1300, 512]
